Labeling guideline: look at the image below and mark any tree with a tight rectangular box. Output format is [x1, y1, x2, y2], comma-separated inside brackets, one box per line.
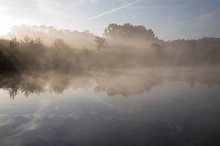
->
[7, 38, 20, 67]
[52, 38, 70, 50]
[104, 23, 156, 40]
[94, 36, 108, 51]
[151, 43, 163, 57]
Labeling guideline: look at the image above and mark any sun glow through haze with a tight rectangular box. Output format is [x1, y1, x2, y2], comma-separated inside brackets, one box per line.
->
[0, 0, 220, 40]
[0, 6, 31, 36]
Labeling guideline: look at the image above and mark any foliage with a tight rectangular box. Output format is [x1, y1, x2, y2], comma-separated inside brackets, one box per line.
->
[151, 43, 163, 57]
[104, 23, 156, 40]
[94, 36, 108, 51]
[0, 23, 220, 74]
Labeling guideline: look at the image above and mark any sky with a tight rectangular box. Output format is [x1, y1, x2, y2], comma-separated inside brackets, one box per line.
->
[0, 0, 220, 40]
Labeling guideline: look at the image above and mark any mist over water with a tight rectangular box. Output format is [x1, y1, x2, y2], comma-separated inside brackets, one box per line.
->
[0, 67, 220, 99]
[0, 23, 220, 146]
[0, 68, 220, 146]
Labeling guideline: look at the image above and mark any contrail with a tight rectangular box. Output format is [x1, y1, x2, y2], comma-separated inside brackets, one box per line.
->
[128, 5, 183, 9]
[72, 0, 142, 26]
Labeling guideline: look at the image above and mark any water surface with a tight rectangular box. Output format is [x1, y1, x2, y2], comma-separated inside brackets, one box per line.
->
[0, 68, 220, 146]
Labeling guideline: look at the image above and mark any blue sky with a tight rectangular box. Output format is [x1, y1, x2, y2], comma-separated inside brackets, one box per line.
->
[0, 0, 220, 40]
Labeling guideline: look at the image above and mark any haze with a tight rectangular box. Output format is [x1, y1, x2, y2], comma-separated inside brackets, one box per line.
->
[1, 1, 220, 146]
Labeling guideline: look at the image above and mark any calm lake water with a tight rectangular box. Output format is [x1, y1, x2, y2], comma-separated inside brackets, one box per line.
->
[0, 68, 220, 146]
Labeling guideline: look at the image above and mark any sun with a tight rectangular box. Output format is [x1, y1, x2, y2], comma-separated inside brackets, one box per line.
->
[0, 6, 14, 36]
[0, 5, 29, 36]
[0, 12, 32, 37]
[0, 13, 15, 36]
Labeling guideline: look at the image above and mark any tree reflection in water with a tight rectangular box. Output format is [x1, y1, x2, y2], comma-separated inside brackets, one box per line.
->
[0, 68, 220, 146]
[1, 67, 220, 99]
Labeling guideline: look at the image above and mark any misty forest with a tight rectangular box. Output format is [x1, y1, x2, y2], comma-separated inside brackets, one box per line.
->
[1, 23, 220, 146]
[0, 23, 220, 74]
[1, 0, 220, 145]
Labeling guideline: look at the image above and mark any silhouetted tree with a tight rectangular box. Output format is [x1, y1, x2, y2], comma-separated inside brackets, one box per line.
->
[151, 43, 163, 57]
[94, 36, 108, 51]
[0, 50, 17, 73]
[104, 23, 156, 40]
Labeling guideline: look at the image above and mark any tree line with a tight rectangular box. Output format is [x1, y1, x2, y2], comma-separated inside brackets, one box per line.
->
[0, 23, 220, 74]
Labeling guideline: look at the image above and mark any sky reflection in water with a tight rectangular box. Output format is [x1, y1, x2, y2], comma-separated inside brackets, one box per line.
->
[0, 68, 220, 146]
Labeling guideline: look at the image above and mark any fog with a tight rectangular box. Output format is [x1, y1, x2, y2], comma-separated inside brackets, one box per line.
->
[0, 23, 220, 146]
[5, 25, 96, 49]
[0, 23, 220, 99]
[0, 23, 220, 75]
[0, 67, 219, 99]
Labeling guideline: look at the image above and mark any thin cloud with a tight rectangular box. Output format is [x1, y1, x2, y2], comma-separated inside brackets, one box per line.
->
[71, 0, 142, 26]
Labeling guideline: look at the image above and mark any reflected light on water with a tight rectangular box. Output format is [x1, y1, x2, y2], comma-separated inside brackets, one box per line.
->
[0, 68, 220, 146]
